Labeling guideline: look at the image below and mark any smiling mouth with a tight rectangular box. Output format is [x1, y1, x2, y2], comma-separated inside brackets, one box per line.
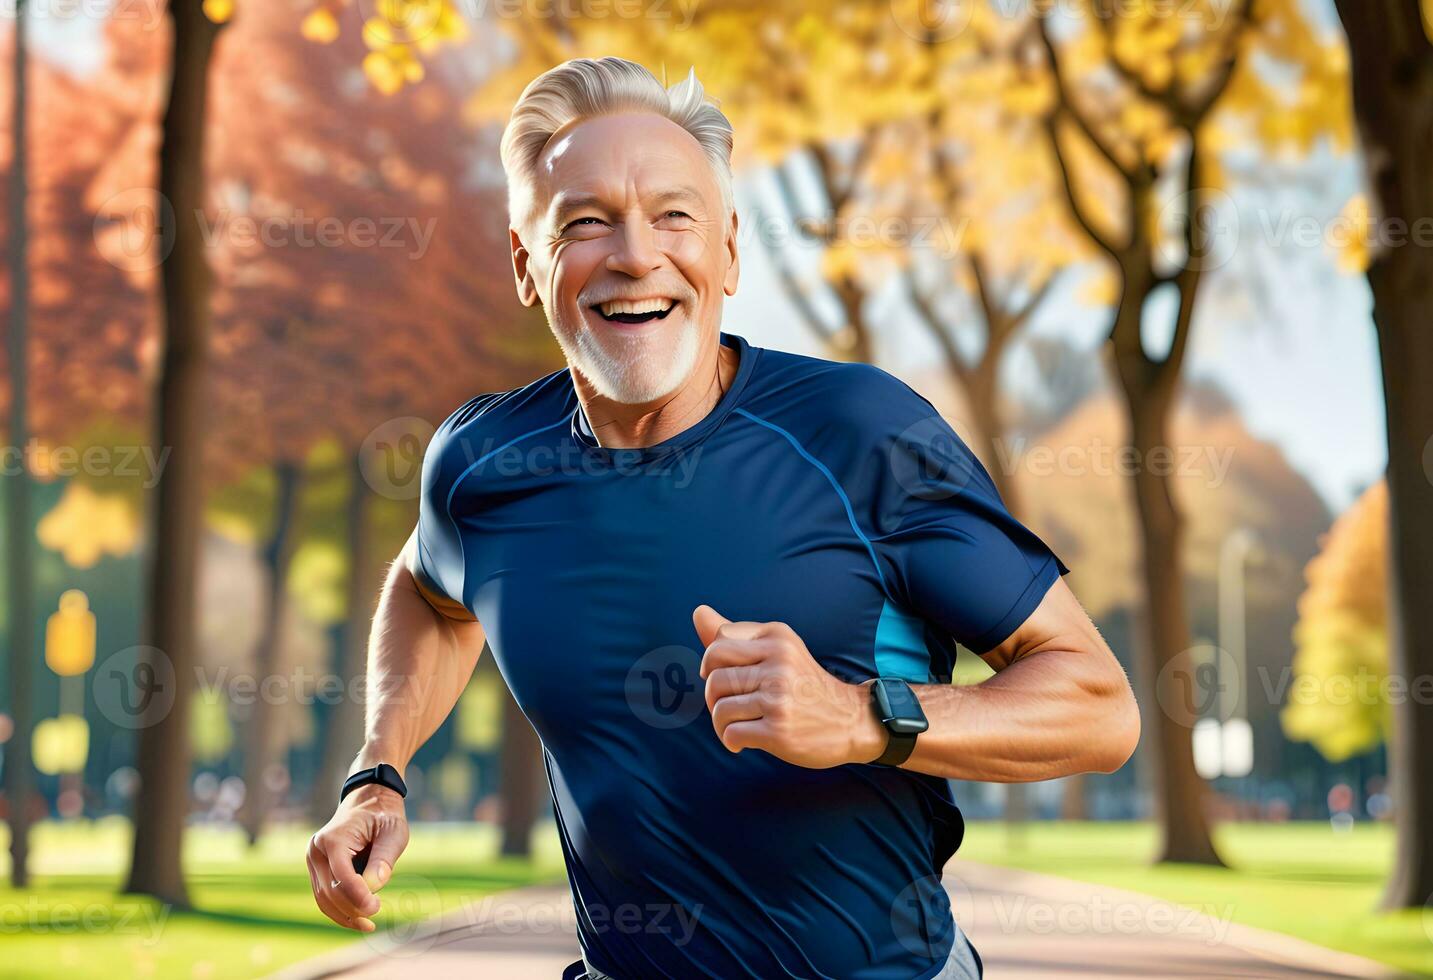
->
[590, 299, 678, 325]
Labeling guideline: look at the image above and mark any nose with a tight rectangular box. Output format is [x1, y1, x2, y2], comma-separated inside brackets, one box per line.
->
[606, 219, 663, 278]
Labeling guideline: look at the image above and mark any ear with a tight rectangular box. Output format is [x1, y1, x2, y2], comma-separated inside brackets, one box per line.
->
[722, 209, 741, 297]
[510, 227, 540, 308]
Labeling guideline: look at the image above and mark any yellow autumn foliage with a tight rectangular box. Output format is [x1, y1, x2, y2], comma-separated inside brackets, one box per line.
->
[1282, 481, 1390, 762]
[37, 483, 142, 569]
[300, 7, 339, 44]
[297, 0, 465, 93]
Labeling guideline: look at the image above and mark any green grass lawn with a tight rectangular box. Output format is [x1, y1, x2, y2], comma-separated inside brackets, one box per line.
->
[960, 820, 1432, 977]
[2, 819, 1429, 978]
[0, 817, 565, 980]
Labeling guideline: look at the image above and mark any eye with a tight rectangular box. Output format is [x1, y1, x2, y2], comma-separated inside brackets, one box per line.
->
[564, 217, 605, 232]
[664, 210, 692, 220]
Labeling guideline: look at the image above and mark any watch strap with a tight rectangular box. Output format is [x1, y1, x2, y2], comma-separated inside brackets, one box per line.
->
[874, 730, 918, 767]
[341, 762, 407, 802]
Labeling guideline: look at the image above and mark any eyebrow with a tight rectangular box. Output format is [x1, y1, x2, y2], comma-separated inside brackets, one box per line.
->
[548, 186, 706, 226]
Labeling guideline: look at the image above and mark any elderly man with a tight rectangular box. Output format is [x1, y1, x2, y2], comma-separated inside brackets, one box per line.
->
[307, 57, 1139, 979]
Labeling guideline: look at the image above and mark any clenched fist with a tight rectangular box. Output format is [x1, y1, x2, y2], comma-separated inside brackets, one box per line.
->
[306, 781, 410, 932]
[693, 605, 887, 769]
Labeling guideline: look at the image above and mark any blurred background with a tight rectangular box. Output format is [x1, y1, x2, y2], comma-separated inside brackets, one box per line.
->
[2, 0, 1431, 977]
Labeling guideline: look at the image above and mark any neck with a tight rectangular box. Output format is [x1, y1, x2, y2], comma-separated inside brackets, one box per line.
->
[574, 334, 739, 450]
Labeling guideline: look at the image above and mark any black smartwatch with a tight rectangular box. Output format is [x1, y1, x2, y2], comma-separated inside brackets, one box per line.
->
[341, 763, 408, 803]
[869, 678, 928, 767]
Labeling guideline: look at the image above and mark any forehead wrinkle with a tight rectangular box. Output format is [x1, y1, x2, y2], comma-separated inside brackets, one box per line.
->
[551, 183, 705, 214]
[535, 112, 718, 221]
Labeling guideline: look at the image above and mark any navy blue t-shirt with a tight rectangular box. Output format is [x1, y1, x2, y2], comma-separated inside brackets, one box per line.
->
[415, 332, 1067, 979]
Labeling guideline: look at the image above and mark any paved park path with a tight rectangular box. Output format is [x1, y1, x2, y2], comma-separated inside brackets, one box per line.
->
[270, 860, 1404, 980]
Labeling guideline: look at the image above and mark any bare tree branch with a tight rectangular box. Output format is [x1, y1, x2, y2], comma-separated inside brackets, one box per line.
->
[1186, 0, 1252, 124]
[1158, 138, 1207, 386]
[809, 126, 880, 229]
[968, 252, 1005, 340]
[1089, 0, 1175, 108]
[1036, 13, 1140, 182]
[1089, 0, 1250, 127]
[1042, 108, 1126, 259]
[770, 158, 814, 235]
[752, 202, 836, 348]
[1007, 265, 1064, 336]
[905, 269, 974, 389]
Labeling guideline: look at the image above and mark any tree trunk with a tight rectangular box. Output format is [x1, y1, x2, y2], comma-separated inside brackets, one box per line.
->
[832, 275, 873, 364]
[1331, 0, 1433, 911]
[237, 461, 302, 846]
[309, 454, 378, 825]
[498, 688, 542, 857]
[124, 0, 222, 907]
[5, 0, 35, 890]
[1120, 354, 1222, 866]
[1060, 774, 1088, 821]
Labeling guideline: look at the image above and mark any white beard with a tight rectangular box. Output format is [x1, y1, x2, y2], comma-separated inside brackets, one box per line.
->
[554, 312, 703, 405]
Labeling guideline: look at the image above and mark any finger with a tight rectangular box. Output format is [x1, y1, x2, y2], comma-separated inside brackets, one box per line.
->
[699, 636, 772, 679]
[710, 691, 765, 737]
[719, 718, 772, 754]
[318, 885, 375, 932]
[310, 845, 375, 926]
[314, 837, 380, 919]
[308, 851, 375, 931]
[695, 606, 771, 646]
[362, 816, 410, 893]
[692, 605, 732, 647]
[703, 665, 764, 710]
[312, 873, 370, 931]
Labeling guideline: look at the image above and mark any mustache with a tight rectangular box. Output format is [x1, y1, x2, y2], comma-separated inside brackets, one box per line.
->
[579, 282, 697, 306]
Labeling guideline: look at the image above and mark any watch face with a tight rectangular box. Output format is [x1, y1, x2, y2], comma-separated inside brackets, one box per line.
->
[876, 678, 929, 735]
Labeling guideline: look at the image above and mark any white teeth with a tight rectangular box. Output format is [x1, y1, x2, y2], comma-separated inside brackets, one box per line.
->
[597, 298, 675, 316]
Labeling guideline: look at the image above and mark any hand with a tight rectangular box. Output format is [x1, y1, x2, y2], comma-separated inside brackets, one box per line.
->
[694, 605, 887, 769]
[306, 781, 410, 932]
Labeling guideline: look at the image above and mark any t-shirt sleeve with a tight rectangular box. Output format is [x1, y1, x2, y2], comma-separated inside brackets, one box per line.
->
[855, 371, 1069, 655]
[413, 394, 493, 608]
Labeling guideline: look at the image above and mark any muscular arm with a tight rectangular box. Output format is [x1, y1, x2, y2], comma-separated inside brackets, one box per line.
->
[352, 529, 486, 778]
[887, 578, 1140, 782]
[698, 578, 1140, 782]
[306, 528, 484, 932]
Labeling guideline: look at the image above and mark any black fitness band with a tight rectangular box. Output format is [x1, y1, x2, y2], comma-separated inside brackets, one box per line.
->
[340, 762, 408, 802]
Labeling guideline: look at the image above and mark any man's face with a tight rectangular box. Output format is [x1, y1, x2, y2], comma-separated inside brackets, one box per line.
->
[510, 112, 740, 404]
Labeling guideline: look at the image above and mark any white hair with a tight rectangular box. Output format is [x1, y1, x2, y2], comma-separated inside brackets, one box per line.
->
[499, 56, 735, 231]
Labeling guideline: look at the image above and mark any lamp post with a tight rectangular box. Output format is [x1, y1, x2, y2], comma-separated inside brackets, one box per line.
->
[1217, 529, 1259, 781]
